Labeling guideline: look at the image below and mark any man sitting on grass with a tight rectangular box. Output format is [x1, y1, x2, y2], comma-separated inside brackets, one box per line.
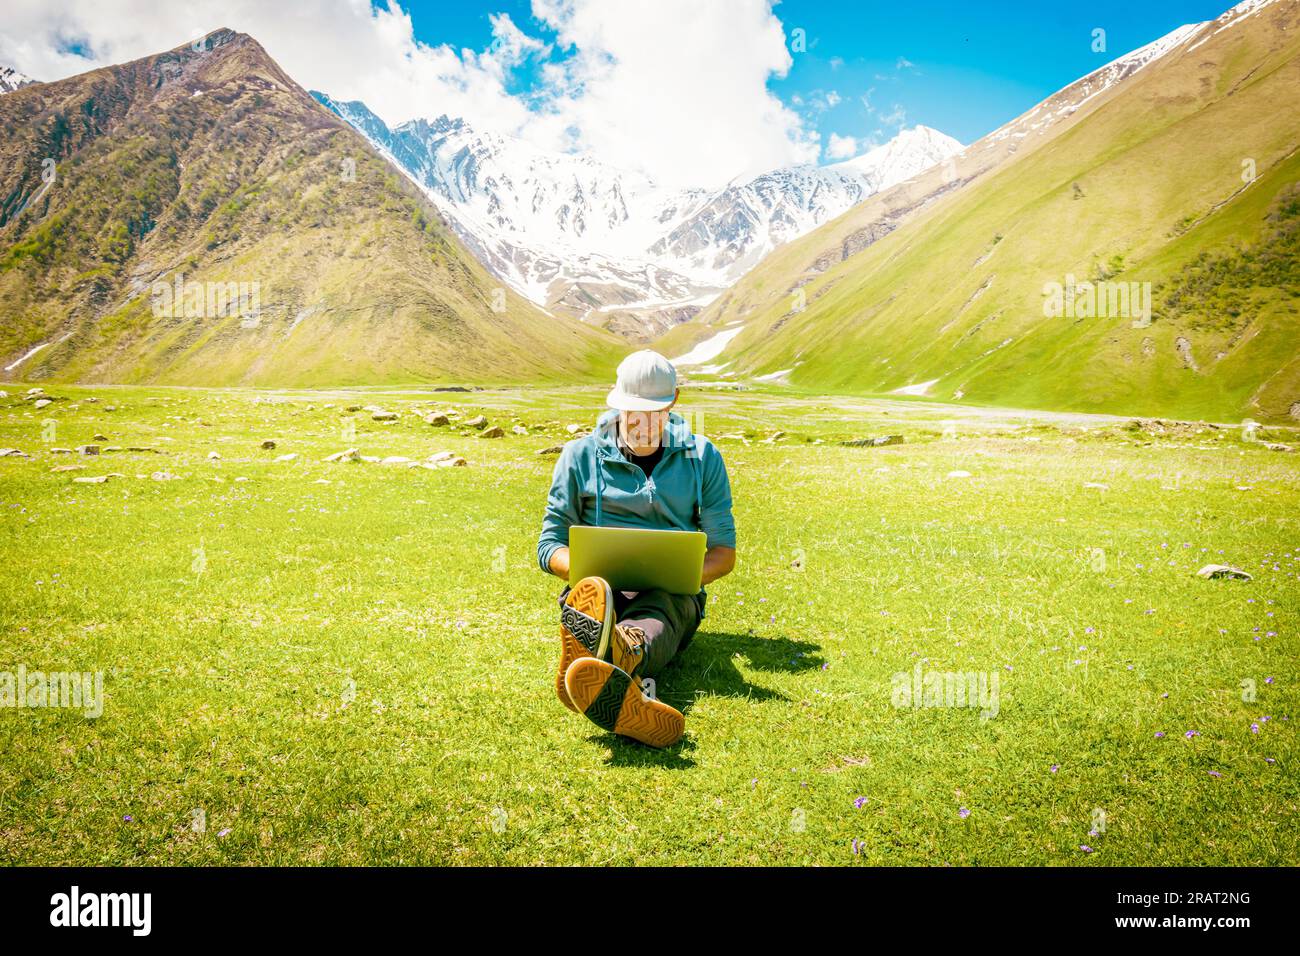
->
[537, 349, 736, 748]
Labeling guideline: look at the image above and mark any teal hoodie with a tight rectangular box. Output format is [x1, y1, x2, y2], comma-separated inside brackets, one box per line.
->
[536, 409, 735, 614]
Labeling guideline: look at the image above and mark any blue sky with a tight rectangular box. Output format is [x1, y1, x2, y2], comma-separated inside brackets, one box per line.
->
[401, 0, 1233, 146]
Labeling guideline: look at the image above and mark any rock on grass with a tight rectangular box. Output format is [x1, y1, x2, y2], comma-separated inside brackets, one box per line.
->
[1196, 564, 1252, 581]
[841, 435, 902, 447]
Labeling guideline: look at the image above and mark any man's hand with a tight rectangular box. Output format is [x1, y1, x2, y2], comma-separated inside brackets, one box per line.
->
[547, 546, 570, 579]
[701, 546, 736, 586]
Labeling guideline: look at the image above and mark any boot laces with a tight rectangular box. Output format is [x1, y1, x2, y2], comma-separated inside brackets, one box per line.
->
[619, 623, 647, 654]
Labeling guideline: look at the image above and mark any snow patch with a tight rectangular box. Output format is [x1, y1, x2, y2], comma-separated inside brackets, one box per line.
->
[892, 379, 940, 396]
[671, 326, 745, 367]
[5, 332, 73, 372]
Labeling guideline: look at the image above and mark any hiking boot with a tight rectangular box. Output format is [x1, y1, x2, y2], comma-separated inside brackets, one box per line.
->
[563, 657, 684, 748]
[610, 622, 647, 677]
[556, 576, 614, 711]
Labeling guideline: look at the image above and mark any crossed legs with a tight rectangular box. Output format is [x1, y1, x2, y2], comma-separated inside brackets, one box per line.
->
[554, 577, 701, 747]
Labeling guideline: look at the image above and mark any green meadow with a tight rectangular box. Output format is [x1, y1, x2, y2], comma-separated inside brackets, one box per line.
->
[0, 383, 1296, 865]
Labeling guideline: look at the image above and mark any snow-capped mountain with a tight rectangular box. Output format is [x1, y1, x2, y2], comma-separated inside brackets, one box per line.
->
[651, 127, 963, 279]
[314, 92, 962, 337]
[0, 66, 37, 94]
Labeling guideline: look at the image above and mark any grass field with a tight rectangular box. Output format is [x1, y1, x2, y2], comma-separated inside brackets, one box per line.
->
[0, 382, 1296, 865]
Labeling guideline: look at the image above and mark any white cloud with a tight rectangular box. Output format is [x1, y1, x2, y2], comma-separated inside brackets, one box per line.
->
[487, 11, 548, 64]
[879, 102, 908, 127]
[825, 133, 858, 160]
[800, 88, 840, 115]
[0, 0, 819, 189]
[527, 0, 817, 187]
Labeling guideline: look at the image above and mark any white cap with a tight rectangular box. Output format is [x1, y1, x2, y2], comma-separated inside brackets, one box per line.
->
[606, 349, 678, 411]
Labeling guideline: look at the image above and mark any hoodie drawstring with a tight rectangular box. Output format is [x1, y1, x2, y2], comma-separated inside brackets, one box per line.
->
[693, 435, 703, 526]
[594, 449, 603, 527]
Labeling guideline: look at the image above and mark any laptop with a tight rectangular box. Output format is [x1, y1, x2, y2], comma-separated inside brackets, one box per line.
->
[568, 525, 707, 594]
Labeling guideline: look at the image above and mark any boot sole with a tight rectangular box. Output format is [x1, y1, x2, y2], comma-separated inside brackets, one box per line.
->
[556, 577, 614, 711]
[564, 657, 684, 749]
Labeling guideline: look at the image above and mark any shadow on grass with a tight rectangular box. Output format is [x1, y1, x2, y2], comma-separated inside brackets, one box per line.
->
[589, 630, 824, 768]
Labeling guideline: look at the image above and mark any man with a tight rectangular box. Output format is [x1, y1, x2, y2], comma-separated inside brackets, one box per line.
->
[537, 349, 736, 748]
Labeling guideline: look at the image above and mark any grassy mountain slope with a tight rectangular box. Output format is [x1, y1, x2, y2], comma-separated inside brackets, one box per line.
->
[0, 30, 621, 386]
[663, 0, 1300, 422]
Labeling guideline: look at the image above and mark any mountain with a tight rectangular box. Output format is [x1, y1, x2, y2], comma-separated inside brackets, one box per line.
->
[649, 127, 963, 278]
[0, 30, 619, 386]
[662, 0, 1300, 423]
[313, 93, 962, 339]
[1, 66, 36, 94]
